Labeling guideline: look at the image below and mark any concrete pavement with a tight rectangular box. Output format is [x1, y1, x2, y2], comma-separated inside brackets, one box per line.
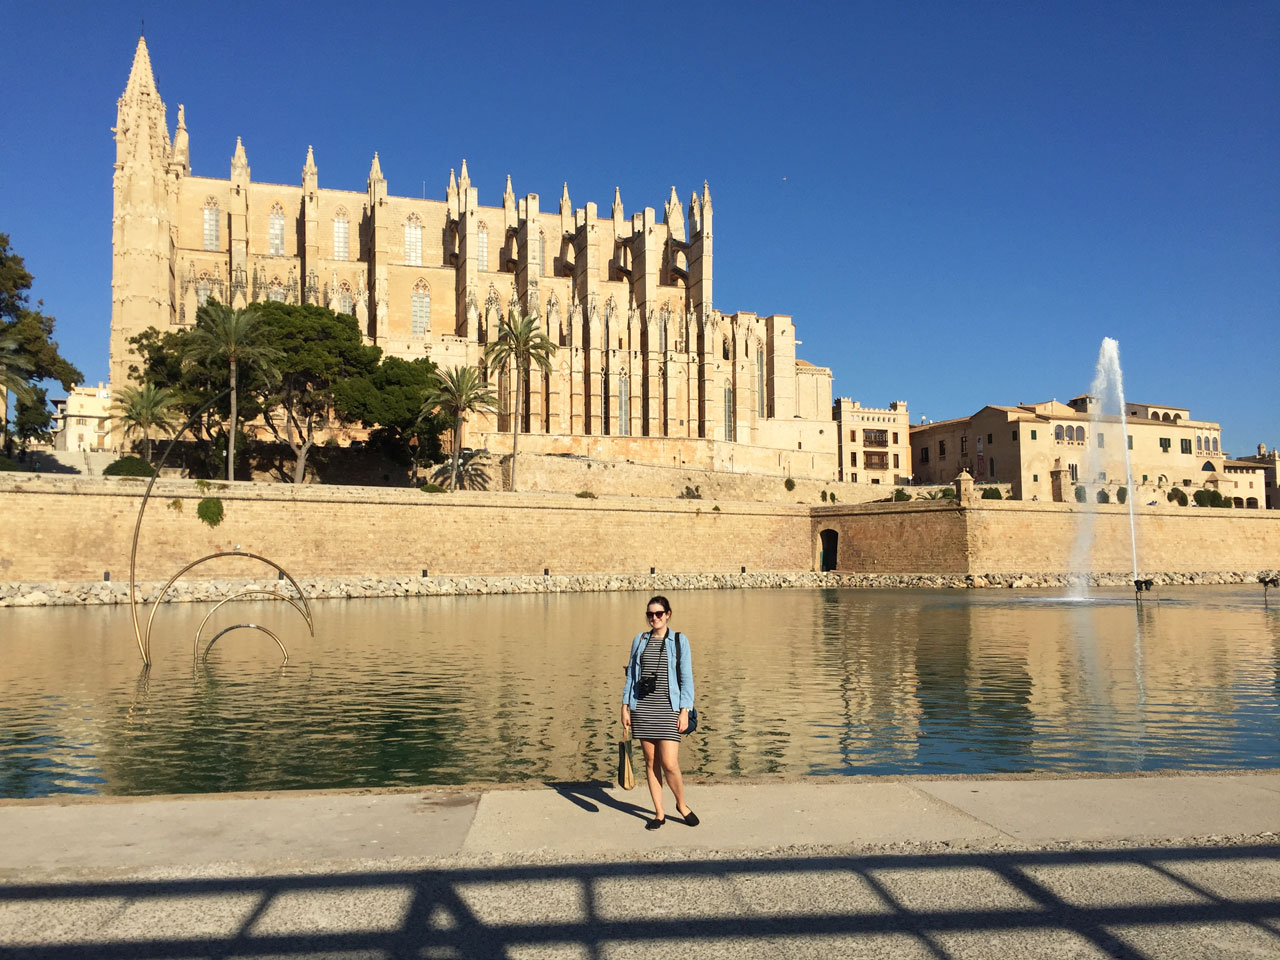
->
[1, 772, 1278, 958]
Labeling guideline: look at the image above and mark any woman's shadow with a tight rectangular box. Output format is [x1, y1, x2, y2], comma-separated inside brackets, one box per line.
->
[545, 781, 651, 821]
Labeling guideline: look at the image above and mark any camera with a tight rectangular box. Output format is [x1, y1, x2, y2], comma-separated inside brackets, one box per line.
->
[636, 675, 657, 699]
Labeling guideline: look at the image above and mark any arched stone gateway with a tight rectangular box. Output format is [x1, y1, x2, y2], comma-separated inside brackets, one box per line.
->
[819, 529, 839, 572]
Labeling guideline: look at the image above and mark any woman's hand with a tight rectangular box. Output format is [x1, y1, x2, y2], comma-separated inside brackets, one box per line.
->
[677, 708, 689, 733]
[621, 705, 631, 729]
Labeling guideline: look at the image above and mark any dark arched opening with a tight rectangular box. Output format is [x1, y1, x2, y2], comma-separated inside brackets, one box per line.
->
[1202, 461, 1216, 471]
[819, 529, 839, 572]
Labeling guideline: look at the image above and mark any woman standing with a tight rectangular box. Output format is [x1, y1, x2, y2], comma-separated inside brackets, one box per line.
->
[621, 595, 699, 830]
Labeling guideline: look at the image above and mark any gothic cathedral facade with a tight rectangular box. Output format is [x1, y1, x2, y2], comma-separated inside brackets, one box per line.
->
[110, 38, 841, 479]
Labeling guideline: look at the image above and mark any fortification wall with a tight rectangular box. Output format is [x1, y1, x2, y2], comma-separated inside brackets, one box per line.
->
[0, 476, 810, 583]
[811, 499, 1280, 575]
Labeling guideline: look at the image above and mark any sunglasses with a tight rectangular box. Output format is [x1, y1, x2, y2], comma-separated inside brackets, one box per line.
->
[646, 610, 668, 619]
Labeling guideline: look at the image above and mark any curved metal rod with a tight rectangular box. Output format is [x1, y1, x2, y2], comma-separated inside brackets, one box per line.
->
[193, 589, 313, 661]
[201, 623, 289, 665]
[129, 388, 232, 666]
[143, 551, 314, 664]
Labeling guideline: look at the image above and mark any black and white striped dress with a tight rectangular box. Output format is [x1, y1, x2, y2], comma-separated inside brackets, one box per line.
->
[631, 634, 681, 742]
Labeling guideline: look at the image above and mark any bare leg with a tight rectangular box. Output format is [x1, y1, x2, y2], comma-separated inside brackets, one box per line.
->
[640, 739, 665, 820]
[657, 740, 691, 816]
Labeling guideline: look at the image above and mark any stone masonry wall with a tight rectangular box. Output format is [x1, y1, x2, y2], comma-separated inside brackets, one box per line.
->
[0, 476, 810, 583]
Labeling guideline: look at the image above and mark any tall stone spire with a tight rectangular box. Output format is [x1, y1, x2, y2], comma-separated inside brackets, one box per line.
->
[701, 180, 713, 214]
[688, 190, 702, 235]
[447, 167, 458, 217]
[303, 144, 317, 180]
[612, 186, 624, 220]
[115, 35, 170, 169]
[122, 35, 159, 102]
[503, 174, 515, 205]
[459, 158, 471, 190]
[560, 182, 572, 216]
[368, 151, 384, 184]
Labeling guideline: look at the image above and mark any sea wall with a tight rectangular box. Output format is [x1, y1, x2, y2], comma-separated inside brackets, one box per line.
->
[0, 475, 810, 584]
[812, 498, 1280, 575]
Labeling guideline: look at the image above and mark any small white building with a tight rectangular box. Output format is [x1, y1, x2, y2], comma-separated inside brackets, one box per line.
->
[52, 383, 113, 453]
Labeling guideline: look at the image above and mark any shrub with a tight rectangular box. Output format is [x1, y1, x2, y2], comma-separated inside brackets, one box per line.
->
[712, 505, 721, 512]
[419, 482, 447, 493]
[1193, 489, 1212, 508]
[196, 497, 224, 527]
[1167, 488, 1188, 506]
[677, 485, 702, 499]
[828, 491, 837, 503]
[784, 477, 796, 492]
[1074, 485, 1088, 503]
[575, 490, 597, 499]
[0, 455, 19, 471]
[892, 488, 911, 502]
[941, 487, 956, 500]
[103, 456, 155, 477]
[820, 490, 828, 502]
[1117, 486, 1128, 504]
[981, 487, 1003, 500]
[1096, 489, 1110, 503]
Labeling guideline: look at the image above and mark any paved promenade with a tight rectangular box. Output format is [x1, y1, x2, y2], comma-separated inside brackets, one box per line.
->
[1, 773, 1277, 958]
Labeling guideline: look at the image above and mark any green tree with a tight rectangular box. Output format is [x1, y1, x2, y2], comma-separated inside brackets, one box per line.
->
[333, 355, 445, 481]
[0, 234, 83, 448]
[112, 384, 181, 462]
[14, 386, 52, 448]
[1096, 488, 1110, 503]
[183, 302, 281, 480]
[420, 365, 498, 491]
[483, 306, 557, 492]
[253, 302, 381, 483]
[981, 487, 1003, 499]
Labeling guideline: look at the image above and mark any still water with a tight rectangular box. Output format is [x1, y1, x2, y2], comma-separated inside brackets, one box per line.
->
[1, 587, 1278, 798]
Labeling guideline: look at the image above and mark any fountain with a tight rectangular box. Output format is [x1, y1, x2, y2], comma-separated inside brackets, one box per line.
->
[1068, 338, 1140, 597]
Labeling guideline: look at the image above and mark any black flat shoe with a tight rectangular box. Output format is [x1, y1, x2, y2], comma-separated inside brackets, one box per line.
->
[681, 810, 700, 827]
[645, 817, 665, 830]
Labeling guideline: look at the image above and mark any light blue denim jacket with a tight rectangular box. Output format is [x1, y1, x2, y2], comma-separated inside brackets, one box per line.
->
[622, 630, 695, 711]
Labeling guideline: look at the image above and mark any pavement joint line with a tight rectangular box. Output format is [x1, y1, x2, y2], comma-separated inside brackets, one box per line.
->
[902, 782, 1020, 842]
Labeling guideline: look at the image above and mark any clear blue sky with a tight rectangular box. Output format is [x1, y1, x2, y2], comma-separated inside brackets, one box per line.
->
[3, 1, 1276, 453]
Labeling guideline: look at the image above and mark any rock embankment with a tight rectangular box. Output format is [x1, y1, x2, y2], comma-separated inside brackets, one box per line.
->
[1, 569, 1276, 607]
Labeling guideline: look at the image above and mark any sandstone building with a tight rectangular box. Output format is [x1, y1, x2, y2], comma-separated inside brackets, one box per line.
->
[51, 383, 112, 453]
[908, 396, 1262, 506]
[109, 37, 862, 482]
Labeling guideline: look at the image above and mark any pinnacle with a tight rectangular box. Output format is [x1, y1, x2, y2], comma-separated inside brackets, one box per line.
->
[123, 35, 159, 100]
[369, 151, 384, 181]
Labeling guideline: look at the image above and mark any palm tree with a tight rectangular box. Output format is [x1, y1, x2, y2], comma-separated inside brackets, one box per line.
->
[483, 305, 557, 492]
[112, 384, 181, 463]
[182, 303, 280, 480]
[420, 365, 497, 491]
[0, 333, 33, 451]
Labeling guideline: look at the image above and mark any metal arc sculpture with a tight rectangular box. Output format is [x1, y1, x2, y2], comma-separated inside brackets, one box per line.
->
[128, 388, 314, 667]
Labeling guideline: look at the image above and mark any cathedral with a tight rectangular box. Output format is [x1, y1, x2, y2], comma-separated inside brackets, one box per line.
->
[110, 37, 848, 480]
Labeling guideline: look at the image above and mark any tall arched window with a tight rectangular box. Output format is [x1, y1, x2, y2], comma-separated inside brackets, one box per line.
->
[333, 208, 349, 261]
[337, 282, 353, 315]
[538, 231, 547, 276]
[617, 374, 629, 436]
[1076, 427, 1085, 442]
[266, 277, 286, 302]
[1197, 436, 1203, 452]
[756, 350, 766, 416]
[196, 275, 212, 306]
[1212, 437, 1219, 452]
[269, 203, 286, 255]
[411, 280, 430, 337]
[203, 198, 220, 251]
[724, 384, 735, 441]
[722, 336, 730, 360]
[404, 214, 422, 266]
[476, 224, 489, 271]
[1055, 425, 1064, 441]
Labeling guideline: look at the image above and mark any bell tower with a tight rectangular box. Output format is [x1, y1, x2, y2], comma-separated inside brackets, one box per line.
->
[110, 36, 177, 395]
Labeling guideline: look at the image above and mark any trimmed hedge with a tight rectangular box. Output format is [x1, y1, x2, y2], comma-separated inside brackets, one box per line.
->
[103, 456, 155, 477]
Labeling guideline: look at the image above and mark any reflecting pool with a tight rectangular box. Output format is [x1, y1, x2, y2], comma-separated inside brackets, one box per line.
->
[2, 586, 1277, 797]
